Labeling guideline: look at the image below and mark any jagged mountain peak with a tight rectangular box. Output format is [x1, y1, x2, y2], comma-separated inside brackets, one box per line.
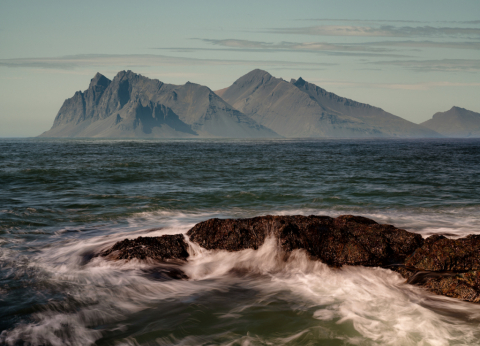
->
[40, 70, 279, 139]
[219, 69, 441, 138]
[89, 72, 111, 89]
[292, 77, 306, 87]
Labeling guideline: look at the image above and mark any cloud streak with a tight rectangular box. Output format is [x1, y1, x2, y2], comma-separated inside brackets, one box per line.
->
[300, 18, 480, 25]
[199, 38, 389, 52]
[373, 59, 480, 72]
[268, 25, 480, 38]
[361, 40, 480, 50]
[0, 54, 336, 70]
[153, 39, 408, 58]
[311, 80, 480, 90]
[196, 38, 480, 53]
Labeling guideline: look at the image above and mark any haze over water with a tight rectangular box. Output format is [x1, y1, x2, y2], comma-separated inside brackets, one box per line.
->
[1, 138, 480, 345]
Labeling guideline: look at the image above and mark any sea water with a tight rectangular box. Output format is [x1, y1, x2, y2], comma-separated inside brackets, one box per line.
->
[1, 138, 480, 345]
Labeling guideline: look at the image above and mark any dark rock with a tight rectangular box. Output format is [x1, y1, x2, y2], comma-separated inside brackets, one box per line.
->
[394, 268, 480, 303]
[405, 234, 480, 271]
[390, 266, 417, 281]
[101, 234, 189, 262]
[98, 215, 480, 303]
[187, 215, 424, 267]
[421, 271, 480, 303]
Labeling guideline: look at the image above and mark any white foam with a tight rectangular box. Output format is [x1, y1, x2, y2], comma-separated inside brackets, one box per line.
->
[2, 209, 480, 345]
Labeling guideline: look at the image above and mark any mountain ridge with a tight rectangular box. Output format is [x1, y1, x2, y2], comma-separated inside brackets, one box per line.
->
[217, 69, 440, 138]
[40, 70, 279, 138]
[40, 69, 448, 139]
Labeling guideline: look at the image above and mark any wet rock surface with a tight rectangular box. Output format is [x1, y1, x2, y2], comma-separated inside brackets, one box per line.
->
[100, 215, 480, 303]
[405, 234, 480, 271]
[187, 215, 424, 267]
[393, 234, 480, 303]
[101, 234, 189, 262]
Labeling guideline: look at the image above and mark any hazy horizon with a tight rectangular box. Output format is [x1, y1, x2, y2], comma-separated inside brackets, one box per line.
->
[1, 0, 480, 137]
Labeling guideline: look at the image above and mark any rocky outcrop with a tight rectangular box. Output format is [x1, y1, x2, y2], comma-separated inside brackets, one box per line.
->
[405, 234, 480, 271]
[390, 234, 480, 303]
[101, 234, 189, 262]
[100, 215, 480, 303]
[187, 215, 423, 267]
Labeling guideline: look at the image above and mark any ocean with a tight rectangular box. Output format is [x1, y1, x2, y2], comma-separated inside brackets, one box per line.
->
[1, 138, 480, 345]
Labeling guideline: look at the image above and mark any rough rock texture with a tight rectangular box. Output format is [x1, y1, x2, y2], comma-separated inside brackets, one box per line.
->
[405, 234, 480, 271]
[421, 106, 480, 138]
[101, 234, 189, 262]
[391, 234, 480, 303]
[39, 71, 279, 139]
[421, 271, 480, 303]
[187, 215, 424, 267]
[217, 69, 441, 138]
[99, 215, 480, 303]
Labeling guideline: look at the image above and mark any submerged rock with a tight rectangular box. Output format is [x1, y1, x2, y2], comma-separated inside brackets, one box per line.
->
[101, 234, 189, 262]
[187, 215, 423, 267]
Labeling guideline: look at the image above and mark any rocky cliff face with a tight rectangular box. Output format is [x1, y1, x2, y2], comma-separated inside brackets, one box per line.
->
[40, 71, 279, 138]
[420, 106, 480, 138]
[99, 215, 480, 303]
[218, 69, 441, 138]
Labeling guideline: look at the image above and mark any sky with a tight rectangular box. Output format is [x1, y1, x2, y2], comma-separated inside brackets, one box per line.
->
[1, 0, 480, 137]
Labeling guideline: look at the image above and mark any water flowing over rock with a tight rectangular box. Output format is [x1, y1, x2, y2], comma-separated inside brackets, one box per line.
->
[396, 234, 480, 303]
[100, 215, 480, 303]
[186, 215, 423, 267]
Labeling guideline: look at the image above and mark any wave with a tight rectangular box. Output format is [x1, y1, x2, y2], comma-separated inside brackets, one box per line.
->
[2, 215, 480, 345]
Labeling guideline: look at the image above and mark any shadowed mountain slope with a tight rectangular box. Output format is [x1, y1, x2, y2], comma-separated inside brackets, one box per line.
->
[218, 69, 440, 138]
[40, 71, 279, 138]
[421, 106, 480, 138]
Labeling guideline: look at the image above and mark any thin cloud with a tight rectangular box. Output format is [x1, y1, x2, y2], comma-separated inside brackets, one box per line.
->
[373, 59, 480, 72]
[199, 38, 389, 52]
[311, 80, 480, 90]
[301, 19, 480, 25]
[268, 25, 480, 38]
[0, 54, 336, 70]
[299, 18, 423, 24]
[153, 39, 409, 58]
[361, 40, 480, 50]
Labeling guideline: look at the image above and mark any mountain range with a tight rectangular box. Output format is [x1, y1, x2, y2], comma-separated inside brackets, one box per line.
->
[39, 69, 479, 139]
[218, 69, 437, 138]
[39, 71, 278, 138]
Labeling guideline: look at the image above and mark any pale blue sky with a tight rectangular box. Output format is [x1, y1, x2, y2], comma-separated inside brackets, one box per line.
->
[1, 0, 480, 136]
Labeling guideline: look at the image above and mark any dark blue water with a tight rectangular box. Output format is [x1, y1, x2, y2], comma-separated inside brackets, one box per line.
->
[1, 138, 480, 345]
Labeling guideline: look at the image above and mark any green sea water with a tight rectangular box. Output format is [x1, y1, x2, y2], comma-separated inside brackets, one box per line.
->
[1, 138, 480, 345]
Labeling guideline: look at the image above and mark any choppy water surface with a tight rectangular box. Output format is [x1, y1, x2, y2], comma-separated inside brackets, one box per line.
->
[1, 138, 480, 345]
